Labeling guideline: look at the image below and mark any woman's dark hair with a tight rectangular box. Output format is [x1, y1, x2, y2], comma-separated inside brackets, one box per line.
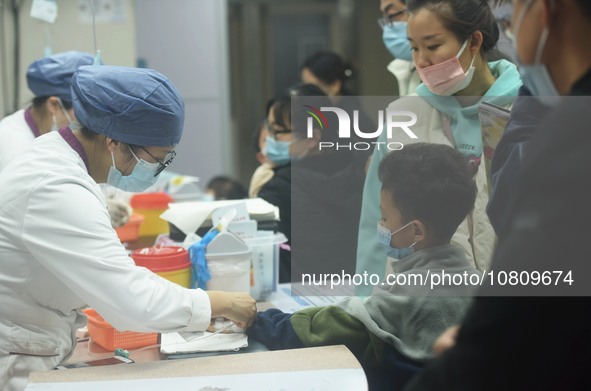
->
[264, 83, 327, 134]
[265, 95, 291, 132]
[273, 83, 338, 145]
[300, 51, 353, 95]
[32, 96, 73, 110]
[288, 83, 326, 98]
[407, 0, 500, 53]
[576, 0, 591, 19]
[252, 120, 266, 153]
[206, 176, 247, 200]
[378, 143, 477, 242]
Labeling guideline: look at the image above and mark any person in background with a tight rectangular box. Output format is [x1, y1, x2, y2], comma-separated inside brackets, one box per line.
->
[258, 83, 326, 282]
[206, 175, 248, 200]
[0, 65, 256, 391]
[486, 85, 548, 237]
[0, 51, 93, 172]
[300, 50, 376, 169]
[300, 50, 354, 97]
[356, 0, 522, 296]
[492, 2, 518, 62]
[404, 0, 591, 389]
[248, 143, 480, 391]
[0, 51, 131, 228]
[249, 119, 274, 198]
[289, 84, 366, 277]
[379, 0, 422, 96]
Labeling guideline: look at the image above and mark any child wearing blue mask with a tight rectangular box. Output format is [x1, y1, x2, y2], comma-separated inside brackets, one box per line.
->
[247, 143, 481, 390]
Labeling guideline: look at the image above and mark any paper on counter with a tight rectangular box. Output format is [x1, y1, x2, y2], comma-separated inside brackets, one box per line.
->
[160, 198, 279, 235]
[266, 284, 351, 313]
[160, 330, 248, 355]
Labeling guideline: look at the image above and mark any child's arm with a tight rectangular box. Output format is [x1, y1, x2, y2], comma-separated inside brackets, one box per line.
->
[247, 306, 372, 360]
[246, 308, 305, 350]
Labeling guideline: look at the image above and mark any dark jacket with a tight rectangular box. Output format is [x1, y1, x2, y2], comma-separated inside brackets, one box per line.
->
[404, 69, 591, 391]
[290, 151, 365, 278]
[258, 163, 291, 282]
[486, 86, 549, 238]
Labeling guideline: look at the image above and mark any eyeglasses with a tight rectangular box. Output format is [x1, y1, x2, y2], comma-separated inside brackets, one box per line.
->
[140, 147, 176, 177]
[377, 9, 407, 28]
[265, 120, 291, 141]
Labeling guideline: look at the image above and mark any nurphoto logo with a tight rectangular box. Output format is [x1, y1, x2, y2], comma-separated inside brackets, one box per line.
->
[304, 105, 418, 151]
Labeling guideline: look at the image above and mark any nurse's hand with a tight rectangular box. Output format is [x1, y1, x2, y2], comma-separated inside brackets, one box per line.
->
[206, 291, 257, 329]
[107, 198, 132, 228]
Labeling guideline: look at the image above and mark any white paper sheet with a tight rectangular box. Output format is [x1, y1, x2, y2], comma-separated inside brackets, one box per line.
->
[160, 198, 279, 235]
[266, 284, 350, 313]
[160, 331, 248, 355]
[26, 368, 368, 391]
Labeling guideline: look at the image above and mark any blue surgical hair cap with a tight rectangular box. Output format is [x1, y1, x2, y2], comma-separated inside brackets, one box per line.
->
[71, 65, 185, 147]
[26, 51, 95, 102]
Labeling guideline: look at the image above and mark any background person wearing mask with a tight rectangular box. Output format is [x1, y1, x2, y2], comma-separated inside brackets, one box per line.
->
[0, 51, 93, 172]
[356, 0, 522, 296]
[257, 83, 326, 282]
[0, 65, 256, 391]
[379, 0, 422, 96]
[404, 0, 591, 389]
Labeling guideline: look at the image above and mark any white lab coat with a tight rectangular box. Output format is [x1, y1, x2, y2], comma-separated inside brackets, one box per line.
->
[387, 59, 421, 97]
[0, 131, 211, 391]
[0, 109, 35, 172]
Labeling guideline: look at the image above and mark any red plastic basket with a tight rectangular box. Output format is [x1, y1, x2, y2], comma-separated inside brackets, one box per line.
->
[114, 213, 144, 243]
[84, 308, 158, 351]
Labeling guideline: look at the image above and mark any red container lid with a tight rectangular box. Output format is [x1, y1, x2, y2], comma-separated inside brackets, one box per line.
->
[130, 192, 173, 210]
[131, 246, 190, 272]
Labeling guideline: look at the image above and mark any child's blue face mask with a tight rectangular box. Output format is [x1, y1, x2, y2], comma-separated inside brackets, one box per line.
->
[376, 221, 417, 260]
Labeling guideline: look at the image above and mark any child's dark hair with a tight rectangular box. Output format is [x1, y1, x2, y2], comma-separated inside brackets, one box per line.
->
[407, 0, 500, 53]
[378, 143, 477, 242]
[206, 176, 247, 200]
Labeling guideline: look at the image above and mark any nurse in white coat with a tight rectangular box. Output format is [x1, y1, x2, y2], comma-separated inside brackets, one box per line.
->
[0, 51, 93, 172]
[0, 65, 256, 391]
